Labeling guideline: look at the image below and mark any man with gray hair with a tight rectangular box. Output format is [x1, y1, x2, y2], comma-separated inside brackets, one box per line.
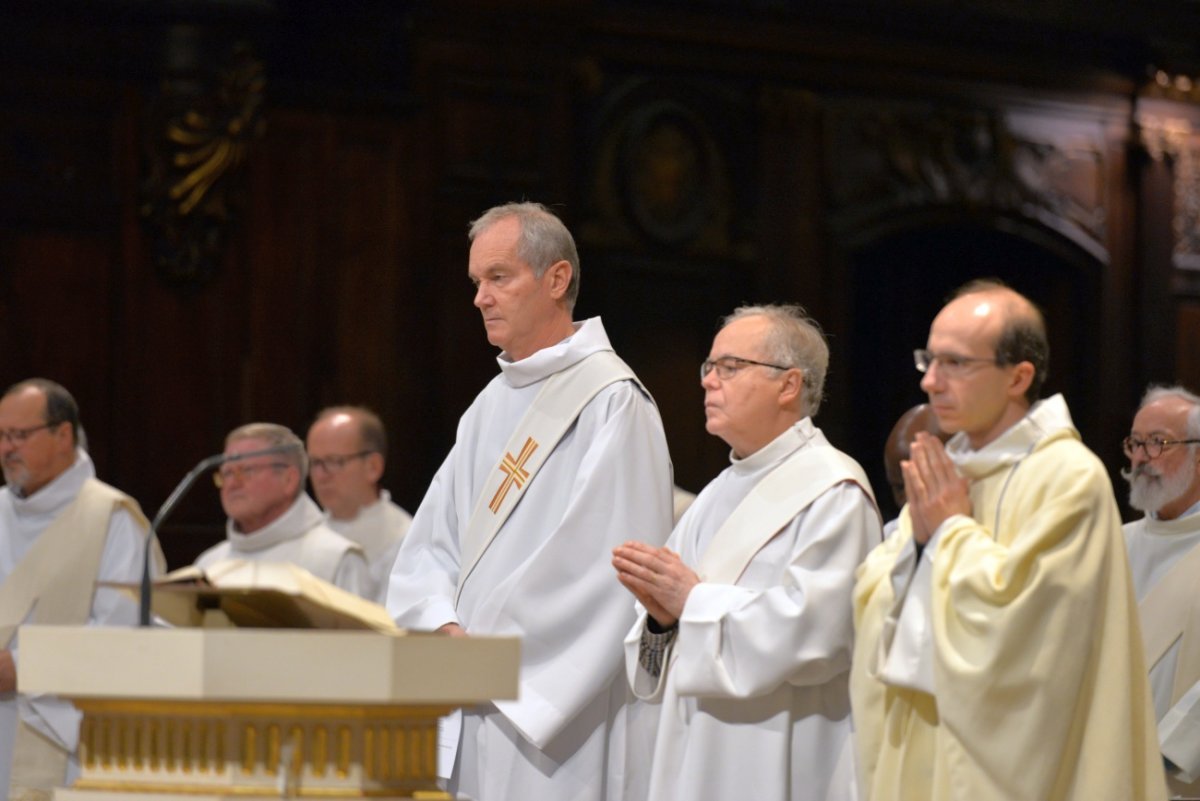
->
[0, 378, 164, 798]
[612, 304, 879, 801]
[1123, 384, 1200, 797]
[195, 422, 369, 596]
[387, 202, 673, 801]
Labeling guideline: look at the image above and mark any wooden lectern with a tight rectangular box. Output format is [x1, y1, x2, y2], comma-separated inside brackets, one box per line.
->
[19, 625, 519, 800]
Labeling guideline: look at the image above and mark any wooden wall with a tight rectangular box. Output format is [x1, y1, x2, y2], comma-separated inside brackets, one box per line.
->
[2, 1, 1199, 565]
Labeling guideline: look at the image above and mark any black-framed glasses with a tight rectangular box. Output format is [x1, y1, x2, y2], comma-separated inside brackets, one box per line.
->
[309, 451, 374, 473]
[700, 356, 793, 381]
[0, 422, 62, 445]
[1122, 435, 1200, 460]
[212, 462, 290, 488]
[913, 349, 1005, 377]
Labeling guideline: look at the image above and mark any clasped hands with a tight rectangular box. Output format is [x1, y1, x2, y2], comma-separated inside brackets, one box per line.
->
[612, 541, 699, 628]
[902, 431, 972, 544]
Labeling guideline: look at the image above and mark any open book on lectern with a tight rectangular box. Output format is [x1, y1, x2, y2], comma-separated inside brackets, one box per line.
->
[107, 558, 399, 633]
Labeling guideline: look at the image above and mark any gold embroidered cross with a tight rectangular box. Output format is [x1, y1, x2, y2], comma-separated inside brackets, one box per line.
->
[488, 437, 538, 513]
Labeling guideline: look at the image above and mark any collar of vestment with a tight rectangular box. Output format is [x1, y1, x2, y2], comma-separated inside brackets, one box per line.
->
[496, 316, 611, 389]
[328, 488, 390, 526]
[728, 417, 817, 475]
[1139, 507, 1200, 537]
[947, 393, 1076, 480]
[226, 492, 325, 552]
[8, 447, 92, 519]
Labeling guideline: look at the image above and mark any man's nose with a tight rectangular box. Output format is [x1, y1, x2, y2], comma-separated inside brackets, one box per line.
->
[920, 363, 940, 393]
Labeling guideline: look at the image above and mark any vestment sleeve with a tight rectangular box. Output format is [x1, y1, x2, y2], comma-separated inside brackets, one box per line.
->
[385, 443, 467, 631]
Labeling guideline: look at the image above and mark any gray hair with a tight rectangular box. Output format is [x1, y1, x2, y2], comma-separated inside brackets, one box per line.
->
[225, 422, 308, 488]
[1140, 385, 1200, 442]
[468, 202, 581, 311]
[722, 304, 830, 418]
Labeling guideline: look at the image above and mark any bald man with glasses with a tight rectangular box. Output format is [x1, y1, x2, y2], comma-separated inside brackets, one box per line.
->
[1122, 385, 1200, 798]
[851, 280, 1163, 801]
[307, 407, 412, 603]
[0, 378, 165, 798]
[193, 422, 369, 597]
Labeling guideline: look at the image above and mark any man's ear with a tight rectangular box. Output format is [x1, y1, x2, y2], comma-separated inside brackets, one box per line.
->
[779, 368, 804, 410]
[544, 260, 572, 301]
[1008, 361, 1035, 400]
[364, 452, 385, 484]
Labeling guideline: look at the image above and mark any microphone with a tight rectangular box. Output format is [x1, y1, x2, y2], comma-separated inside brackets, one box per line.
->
[138, 442, 302, 626]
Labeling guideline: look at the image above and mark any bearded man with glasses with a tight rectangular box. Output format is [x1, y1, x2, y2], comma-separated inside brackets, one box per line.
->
[851, 280, 1164, 801]
[0, 378, 165, 799]
[193, 422, 368, 597]
[306, 406, 412, 603]
[1122, 384, 1200, 798]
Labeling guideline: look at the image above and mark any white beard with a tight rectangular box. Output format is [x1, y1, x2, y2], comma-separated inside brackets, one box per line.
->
[1124, 457, 1197, 515]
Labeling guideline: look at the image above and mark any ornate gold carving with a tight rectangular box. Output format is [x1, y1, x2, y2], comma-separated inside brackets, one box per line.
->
[266, 724, 281, 775]
[337, 725, 352, 779]
[242, 724, 256, 775]
[71, 702, 446, 796]
[363, 726, 375, 780]
[140, 42, 265, 286]
[313, 726, 328, 778]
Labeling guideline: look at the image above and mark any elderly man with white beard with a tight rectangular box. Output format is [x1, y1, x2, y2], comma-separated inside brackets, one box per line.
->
[1123, 384, 1200, 798]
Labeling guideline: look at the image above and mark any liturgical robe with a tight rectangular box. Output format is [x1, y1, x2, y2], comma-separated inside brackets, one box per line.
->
[0, 450, 160, 796]
[625, 420, 878, 801]
[386, 317, 673, 801]
[851, 394, 1165, 801]
[1125, 503, 1200, 796]
[195, 493, 369, 597]
[326, 490, 412, 604]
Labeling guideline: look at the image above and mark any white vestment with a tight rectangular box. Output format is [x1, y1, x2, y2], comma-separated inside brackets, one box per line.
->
[196, 494, 369, 597]
[386, 317, 673, 801]
[624, 420, 878, 801]
[1125, 503, 1200, 793]
[0, 451, 157, 793]
[326, 490, 412, 604]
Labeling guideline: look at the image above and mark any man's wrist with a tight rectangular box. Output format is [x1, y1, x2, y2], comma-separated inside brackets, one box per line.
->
[647, 616, 678, 634]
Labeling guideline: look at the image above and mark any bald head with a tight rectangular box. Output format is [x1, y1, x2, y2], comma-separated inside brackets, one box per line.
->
[884, 403, 948, 508]
[949, 281, 1049, 403]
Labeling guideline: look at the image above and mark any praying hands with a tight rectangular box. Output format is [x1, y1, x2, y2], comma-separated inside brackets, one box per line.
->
[612, 541, 700, 628]
[901, 431, 972, 544]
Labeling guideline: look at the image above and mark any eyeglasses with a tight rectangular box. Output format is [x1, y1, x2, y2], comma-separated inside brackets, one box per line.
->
[309, 451, 373, 473]
[212, 462, 290, 488]
[913, 349, 1005, 378]
[0, 422, 61, 445]
[1122, 436, 1200, 460]
[700, 356, 793, 381]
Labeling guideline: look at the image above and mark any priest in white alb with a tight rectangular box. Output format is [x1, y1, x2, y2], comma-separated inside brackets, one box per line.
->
[307, 406, 413, 604]
[195, 423, 369, 597]
[385, 202, 673, 801]
[612, 304, 879, 801]
[0, 379, 165, 800]
[1122, 384, 1200, 798]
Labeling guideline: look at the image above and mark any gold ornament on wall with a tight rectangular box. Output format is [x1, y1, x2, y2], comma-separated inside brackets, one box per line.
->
[140, 42, 265, 286]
